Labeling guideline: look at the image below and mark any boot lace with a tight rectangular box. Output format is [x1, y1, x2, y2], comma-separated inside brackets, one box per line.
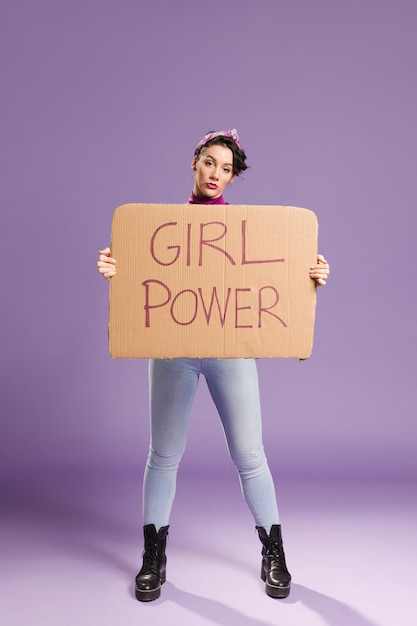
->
[266, 540, 284, 563]
[142, 541, 158, 570]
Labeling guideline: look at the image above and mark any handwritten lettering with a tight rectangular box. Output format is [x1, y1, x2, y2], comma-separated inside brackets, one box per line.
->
[241, 220, 285, 265]
[144, 218, 288, 332]
[199, 222, 236, 266]
[150, 222, 180, 266]
[142, 280, 287, 329]
[258, 286, 287, 328]
[198, 287, 232, 328]
[149, 220, 285, 267]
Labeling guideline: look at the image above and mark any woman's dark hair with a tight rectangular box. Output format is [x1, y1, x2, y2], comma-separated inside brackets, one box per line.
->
[194, 134, 248, 177]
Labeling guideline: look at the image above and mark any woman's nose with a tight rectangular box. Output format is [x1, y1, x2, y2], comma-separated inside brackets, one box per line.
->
[210, 168, 220, 180]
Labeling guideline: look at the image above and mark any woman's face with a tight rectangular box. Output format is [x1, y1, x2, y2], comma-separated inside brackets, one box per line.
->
[192, 144, 235, 199]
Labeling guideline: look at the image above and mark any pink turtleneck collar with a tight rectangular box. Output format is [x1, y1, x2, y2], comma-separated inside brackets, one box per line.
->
[187, 192, 228, 205]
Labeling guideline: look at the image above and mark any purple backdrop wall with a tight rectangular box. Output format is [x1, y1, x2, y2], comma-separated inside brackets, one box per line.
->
[1, 0, 416, 480]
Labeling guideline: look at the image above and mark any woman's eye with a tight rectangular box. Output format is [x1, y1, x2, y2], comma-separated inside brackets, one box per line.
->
[223, 168, 230, 174]
[205, 160, 213, 167]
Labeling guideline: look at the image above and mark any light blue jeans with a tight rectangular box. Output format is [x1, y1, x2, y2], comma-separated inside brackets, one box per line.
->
[143, 358, 280, 532]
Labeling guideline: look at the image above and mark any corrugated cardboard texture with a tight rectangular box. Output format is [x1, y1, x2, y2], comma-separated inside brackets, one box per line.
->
[109, 204, 318, 359]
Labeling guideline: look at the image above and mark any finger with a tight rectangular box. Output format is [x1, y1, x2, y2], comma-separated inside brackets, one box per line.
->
[97, 261, 115, 269]
[310, 262, 328, 268]
[317, 254, 327, 264]
[99, 247, 111, 256]
[98, 254, 115, 263]
[310, 271, 329, 285]
[98, 265, 116, 274]
[98, 255, 116, 264]
[311, 262, 329, 271]
[310, 274, 329, 280]
[310, 265, 329, 275]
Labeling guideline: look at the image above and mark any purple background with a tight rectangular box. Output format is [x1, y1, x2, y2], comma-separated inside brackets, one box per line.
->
[1, 2, 417, 625]
[2, 0, 415, 481]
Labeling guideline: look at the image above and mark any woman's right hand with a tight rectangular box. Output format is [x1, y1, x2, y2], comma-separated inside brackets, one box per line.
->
[97, 247, 116, 279]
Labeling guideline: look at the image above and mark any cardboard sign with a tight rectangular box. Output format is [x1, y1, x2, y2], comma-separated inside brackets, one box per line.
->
[109, 204, 318, 359]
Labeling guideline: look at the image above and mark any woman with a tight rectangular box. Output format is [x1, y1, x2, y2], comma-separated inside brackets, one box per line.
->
[97, 129, 330, 602]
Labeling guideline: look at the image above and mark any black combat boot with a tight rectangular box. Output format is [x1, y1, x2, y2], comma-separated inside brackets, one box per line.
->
[256, 524, 291, 598]
[135, 524, 169, 602]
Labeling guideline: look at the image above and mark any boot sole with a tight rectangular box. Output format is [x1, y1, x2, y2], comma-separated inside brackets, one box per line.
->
[261, 569, 291, 599]
[135, 572, 166, 602]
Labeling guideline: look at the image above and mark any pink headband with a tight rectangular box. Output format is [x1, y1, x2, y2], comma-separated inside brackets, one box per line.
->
[195, 128, 242, 151]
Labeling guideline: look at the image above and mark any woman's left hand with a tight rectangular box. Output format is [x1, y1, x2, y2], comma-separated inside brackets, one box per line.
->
[310, 254, 330, 286]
